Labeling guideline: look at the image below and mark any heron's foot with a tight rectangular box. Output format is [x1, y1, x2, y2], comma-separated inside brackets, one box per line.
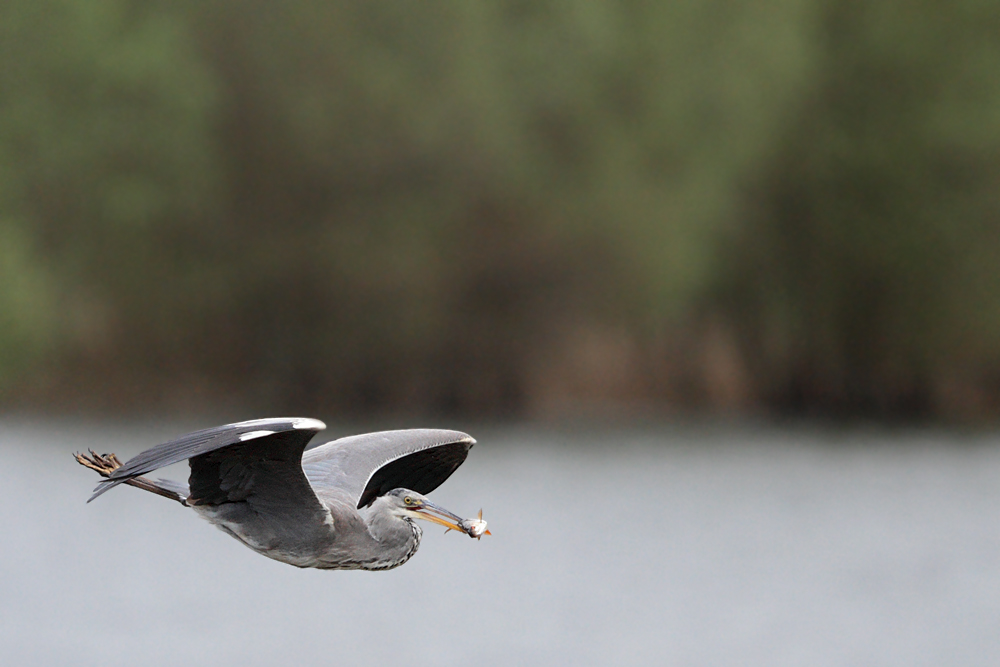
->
[75, 450, 189, 506]
[75, 450, 124, 478]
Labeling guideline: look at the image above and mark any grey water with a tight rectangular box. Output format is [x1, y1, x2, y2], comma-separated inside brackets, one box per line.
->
[3, 420, 1000, 666]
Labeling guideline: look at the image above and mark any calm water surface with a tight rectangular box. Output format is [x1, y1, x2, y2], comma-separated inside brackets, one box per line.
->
[2, 420, 1000, 666]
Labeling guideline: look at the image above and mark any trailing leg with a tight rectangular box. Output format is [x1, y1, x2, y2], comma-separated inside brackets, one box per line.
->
[75, 450, 189, 506]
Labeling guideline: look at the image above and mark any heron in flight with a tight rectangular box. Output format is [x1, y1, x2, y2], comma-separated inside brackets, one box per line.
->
[76, 418, 488, 570]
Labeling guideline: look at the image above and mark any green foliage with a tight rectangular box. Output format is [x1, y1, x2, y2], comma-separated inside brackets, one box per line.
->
[718, 0, 1000, 414]
[0, 0, 219, 390]
[0, 220, 57, 386]
[2, 0, 999, 417]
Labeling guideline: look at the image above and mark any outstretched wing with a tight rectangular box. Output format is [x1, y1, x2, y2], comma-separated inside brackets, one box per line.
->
[301, 429, 475, 509]
[88, 417, 327, 503]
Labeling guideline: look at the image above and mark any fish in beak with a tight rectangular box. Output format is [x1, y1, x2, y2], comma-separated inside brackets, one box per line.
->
[408, 499, 490, 539]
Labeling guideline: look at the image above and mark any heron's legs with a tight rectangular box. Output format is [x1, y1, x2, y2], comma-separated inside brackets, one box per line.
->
[75, 450, 188, 506]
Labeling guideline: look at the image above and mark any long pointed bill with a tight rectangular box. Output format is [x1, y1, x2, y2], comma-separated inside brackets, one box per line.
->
[412, 500, 465, 532]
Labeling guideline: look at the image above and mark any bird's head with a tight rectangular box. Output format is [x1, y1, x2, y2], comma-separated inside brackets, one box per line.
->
[384, 488, 466, 533]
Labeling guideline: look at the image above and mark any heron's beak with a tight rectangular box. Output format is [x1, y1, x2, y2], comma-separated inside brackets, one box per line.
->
[410, 500, 465, 532]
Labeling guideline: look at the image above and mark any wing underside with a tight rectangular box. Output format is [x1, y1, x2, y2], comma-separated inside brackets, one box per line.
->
[301, 429, 475, 509]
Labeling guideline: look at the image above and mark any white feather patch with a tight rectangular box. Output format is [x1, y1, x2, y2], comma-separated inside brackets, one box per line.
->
[239, 430, 275, 441]
[292, 418, 326, 430]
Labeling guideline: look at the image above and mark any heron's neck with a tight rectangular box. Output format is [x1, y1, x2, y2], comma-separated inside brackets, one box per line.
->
[361, 508, 423, 571]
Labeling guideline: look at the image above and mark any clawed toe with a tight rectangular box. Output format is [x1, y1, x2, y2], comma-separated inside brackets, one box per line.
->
[75, 450, 188, 506]
[74, 450, 123, 478]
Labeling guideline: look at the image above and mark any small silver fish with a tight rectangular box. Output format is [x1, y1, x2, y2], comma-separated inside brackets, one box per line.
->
[448, 509, 491, 540]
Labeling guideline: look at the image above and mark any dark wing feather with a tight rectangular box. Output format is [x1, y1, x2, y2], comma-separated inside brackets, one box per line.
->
[88, 418, 325, 502]
[184, 430, 331, 533]
[300, 429, 475, 509]
[357, 441, 471, 508]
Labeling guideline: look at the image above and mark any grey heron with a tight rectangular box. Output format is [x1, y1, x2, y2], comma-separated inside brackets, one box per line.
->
[76, 418, 488, 570]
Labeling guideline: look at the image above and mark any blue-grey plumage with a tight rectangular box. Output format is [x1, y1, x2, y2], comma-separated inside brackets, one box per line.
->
[75, 419, 484, 570]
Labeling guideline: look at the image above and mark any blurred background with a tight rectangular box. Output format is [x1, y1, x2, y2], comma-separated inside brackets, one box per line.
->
[4, 1, 1000, 665]
[4, 0, 1000, 421]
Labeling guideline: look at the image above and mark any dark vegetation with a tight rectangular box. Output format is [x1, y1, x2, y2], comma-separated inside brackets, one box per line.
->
[3, 0, 1000, 419]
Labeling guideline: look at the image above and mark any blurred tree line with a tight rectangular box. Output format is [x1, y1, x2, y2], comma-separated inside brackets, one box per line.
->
[2, 0, 999, 419]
